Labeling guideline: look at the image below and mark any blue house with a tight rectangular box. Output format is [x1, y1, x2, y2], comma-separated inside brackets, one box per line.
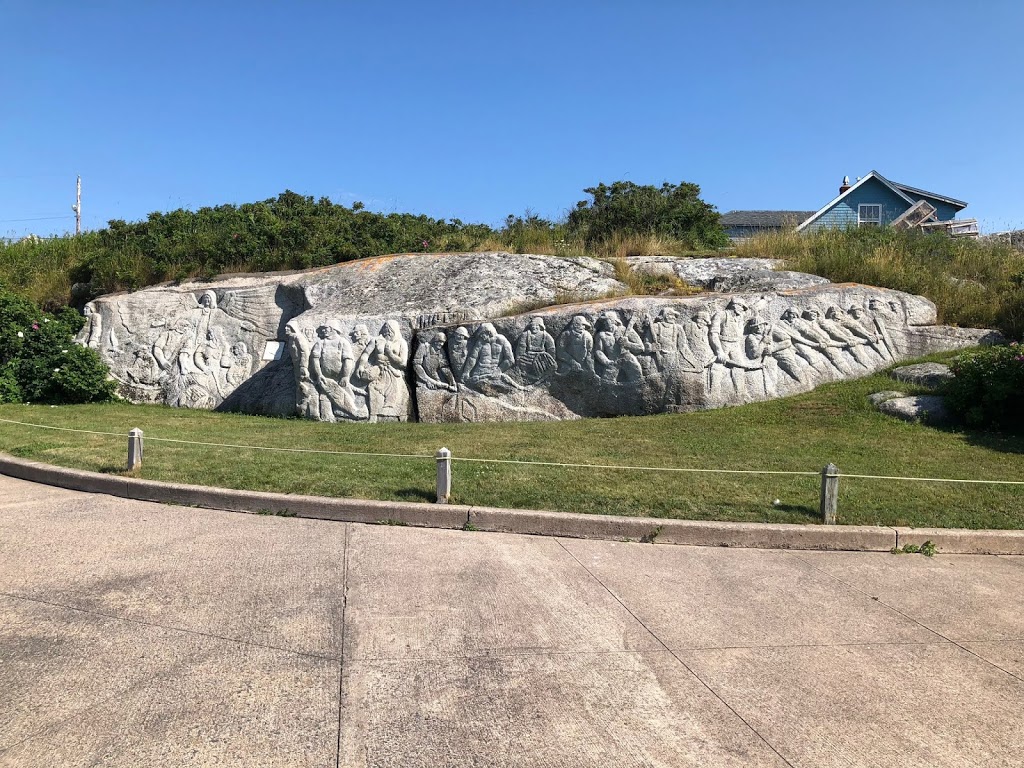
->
[796, 171, 971, 233]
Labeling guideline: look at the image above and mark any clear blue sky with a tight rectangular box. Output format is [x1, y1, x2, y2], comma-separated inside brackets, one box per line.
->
[2, 0, 1022, 240]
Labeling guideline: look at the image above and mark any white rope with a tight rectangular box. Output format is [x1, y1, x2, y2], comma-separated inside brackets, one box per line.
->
[454, 456, 819, 476]
[0, 416, 1021, 485]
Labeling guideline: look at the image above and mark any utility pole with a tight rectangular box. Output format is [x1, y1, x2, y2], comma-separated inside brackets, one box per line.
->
[72, 175, 81, 235]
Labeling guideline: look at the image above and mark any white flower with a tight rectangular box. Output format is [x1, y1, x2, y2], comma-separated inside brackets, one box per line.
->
[43, 318, 49, 323]
[53, 368, 60, 373]
[61, 349, 68, 353]
[16, 331, 23, 338]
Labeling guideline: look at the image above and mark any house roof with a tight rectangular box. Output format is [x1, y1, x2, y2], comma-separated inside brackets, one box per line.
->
[796, 171, 967, 231]
[721, 210, 817, 229]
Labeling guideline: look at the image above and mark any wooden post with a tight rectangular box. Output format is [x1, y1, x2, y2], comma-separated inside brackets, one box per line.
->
[127, 428, 143, 471]
[435, 447, 451, 504]
[820, 463, 839, 524]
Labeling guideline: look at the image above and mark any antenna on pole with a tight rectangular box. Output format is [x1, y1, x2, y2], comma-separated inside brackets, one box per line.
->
[72, 175, 81, 235]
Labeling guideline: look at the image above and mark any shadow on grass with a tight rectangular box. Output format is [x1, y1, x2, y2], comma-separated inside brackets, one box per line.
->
[394, 487, 435, 503]
[934, 424, 1024, 456]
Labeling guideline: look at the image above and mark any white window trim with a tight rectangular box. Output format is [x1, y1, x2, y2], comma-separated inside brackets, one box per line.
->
[858, 203, 882, 227]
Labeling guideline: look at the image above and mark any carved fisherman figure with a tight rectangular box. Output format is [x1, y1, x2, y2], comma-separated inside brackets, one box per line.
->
[464, 322, 515, 389]
[556, 315, 595, 374]
[413, 331, 457, 391]
[594, 310, 644, 384]
[285, 321, 319, 418]
[514, 316, 556, 385]
[311, 323, 360, 421]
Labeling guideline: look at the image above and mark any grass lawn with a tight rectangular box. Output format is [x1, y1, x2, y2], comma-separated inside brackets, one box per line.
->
[0, 358, 1020, 529]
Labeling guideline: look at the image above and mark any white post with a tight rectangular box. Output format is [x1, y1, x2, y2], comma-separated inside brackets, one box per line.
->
[436, 447, 451, 504]
[820, 463, 839, 525]
[73, 175, 81, 236]
[127, 428, 143, 471]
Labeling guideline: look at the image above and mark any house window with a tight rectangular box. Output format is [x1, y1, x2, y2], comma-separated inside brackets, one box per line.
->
[858, 204, 882, 227]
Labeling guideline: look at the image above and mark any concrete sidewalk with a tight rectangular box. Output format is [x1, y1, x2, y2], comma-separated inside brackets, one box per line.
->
[0, 475, 1021, 767]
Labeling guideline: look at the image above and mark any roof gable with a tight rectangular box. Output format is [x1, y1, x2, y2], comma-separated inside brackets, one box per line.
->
[890, 182, 967, 211]
[797, 171, 914, 231]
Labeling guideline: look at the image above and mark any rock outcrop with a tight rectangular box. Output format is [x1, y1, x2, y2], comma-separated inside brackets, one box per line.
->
[77, 252, 998, 423]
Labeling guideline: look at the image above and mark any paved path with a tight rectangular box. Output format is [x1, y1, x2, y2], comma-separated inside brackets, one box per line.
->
[0, 475, 1022, 767]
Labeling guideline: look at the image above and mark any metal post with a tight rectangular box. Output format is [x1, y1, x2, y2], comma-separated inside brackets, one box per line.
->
[72, 175, 81, 236]
[819, 463, 839, 525]
[435, 447, 451, 504]
[127, 428, 143, 471]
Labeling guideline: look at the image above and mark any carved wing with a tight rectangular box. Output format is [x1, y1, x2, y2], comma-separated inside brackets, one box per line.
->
[217, 286, 288, 338]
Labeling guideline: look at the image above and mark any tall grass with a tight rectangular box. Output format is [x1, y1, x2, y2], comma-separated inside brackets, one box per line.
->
[735, 227, 1024, 339]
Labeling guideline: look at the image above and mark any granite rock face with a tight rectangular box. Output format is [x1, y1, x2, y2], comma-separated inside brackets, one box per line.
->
[877, 395, 951, 426]
[626, 257, 830, 292]
[413, 286, 981, 423]
[77, 252, 996, 423]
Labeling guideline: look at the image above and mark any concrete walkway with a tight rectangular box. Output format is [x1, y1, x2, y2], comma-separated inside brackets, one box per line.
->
[0, 475, 1022, 767]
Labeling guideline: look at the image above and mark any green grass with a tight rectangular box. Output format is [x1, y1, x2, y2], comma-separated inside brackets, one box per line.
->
[0, 357, 1021, 529]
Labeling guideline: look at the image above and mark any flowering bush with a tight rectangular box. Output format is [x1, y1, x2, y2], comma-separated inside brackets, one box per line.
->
[0, 287, 115, 404]
[946, 344, 1024, 432]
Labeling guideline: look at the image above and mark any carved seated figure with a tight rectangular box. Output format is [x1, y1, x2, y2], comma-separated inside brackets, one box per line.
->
[463, 323, 515, 391]
[556, 315, 595, 374]
[413, 331, 457, 391]
[514, 317, 556, 385]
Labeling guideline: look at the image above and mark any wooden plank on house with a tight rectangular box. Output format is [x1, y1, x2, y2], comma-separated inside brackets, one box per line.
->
[920, 218, 980, 237]
[891, 199, 937, 229]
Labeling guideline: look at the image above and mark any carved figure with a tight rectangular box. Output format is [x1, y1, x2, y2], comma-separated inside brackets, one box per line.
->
[81, 302, 118, 350]
[594, 311, 644, 384]
[413, 331, 457, 391]
[193, 327, 230, 398]
[514, 317, 556, 384]
[709, 299, 753, 394]
[125, 348, 159, 386]
[311, 323, 361, 421]
[791, 308, 855, 374]
[820, 306, 873, 368]
[742, 316, 776, 397]
[767, 314, 809, 383]
[285, 321, 319, 418]
[356, 319, 410, 422]
[463, 323, 515, 388]
[350, 324, 372, 360]
[226, 342, 252, 389]
[845, 305, 891, 361]
[447, 326, 472, 382]
[649, 308, 699, 373]
[556, 315, 595, 374]
[866, 298, 898, 357]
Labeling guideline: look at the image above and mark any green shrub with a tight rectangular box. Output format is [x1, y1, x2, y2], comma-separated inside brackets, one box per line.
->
[0, 287, 114, 404]
[946, 344, 1024, 431]
[566, 180, 729, 251]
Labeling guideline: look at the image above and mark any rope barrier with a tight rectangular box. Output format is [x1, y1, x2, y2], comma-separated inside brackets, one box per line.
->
[0, 416, 1021, 485]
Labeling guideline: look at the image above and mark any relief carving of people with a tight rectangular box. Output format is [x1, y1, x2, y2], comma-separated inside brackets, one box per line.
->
[463, 322, 515, 389]
[594, 311, 644, 384]
[686, 310, 717, 383]
[514, 316, 556, 385]
[413, 331, 457, 391]
[649, 307, 700, 373]
[356, 319, 410, 422]
[795, 307, 856, 375]
[311, 323, 362, 422]
[846, 305, 891, 361]
[866, 298, 897, 357]
[709, 299, 752, 395]
[447, 326, 472, 382]
[820, 306, 874, 368]
[193, 327, 230, 399]
[556, 315, 595, 374]
[286, 321, 319, 418]
[81, 302, 118, 351]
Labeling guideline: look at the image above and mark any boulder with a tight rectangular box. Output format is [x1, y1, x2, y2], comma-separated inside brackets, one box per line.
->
[877, 395, 951, 426]
[76, 252, 998, 424]
[868, 391, 907, 406]
[890, 363, 954, 389]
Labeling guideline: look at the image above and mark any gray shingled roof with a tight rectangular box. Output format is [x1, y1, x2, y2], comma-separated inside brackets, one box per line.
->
[720, 210, 815, 228]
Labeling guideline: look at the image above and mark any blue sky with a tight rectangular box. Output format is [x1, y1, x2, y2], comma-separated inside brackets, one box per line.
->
[2, 0, 1022, 240]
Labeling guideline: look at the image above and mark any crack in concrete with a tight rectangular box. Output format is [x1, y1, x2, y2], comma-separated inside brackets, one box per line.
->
[554, 537, 798, 768]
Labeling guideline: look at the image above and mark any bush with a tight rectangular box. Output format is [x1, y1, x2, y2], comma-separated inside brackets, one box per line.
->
[946, 344, 1024, 432]
[566, 180, 729, 251]
[0, 286, 115, 404]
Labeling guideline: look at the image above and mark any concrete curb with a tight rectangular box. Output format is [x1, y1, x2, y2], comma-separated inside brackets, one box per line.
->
[1, 453, 1021, 554]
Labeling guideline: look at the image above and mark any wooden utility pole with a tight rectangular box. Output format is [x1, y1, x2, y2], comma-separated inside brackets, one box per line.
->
[72, 175, 81, 235]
